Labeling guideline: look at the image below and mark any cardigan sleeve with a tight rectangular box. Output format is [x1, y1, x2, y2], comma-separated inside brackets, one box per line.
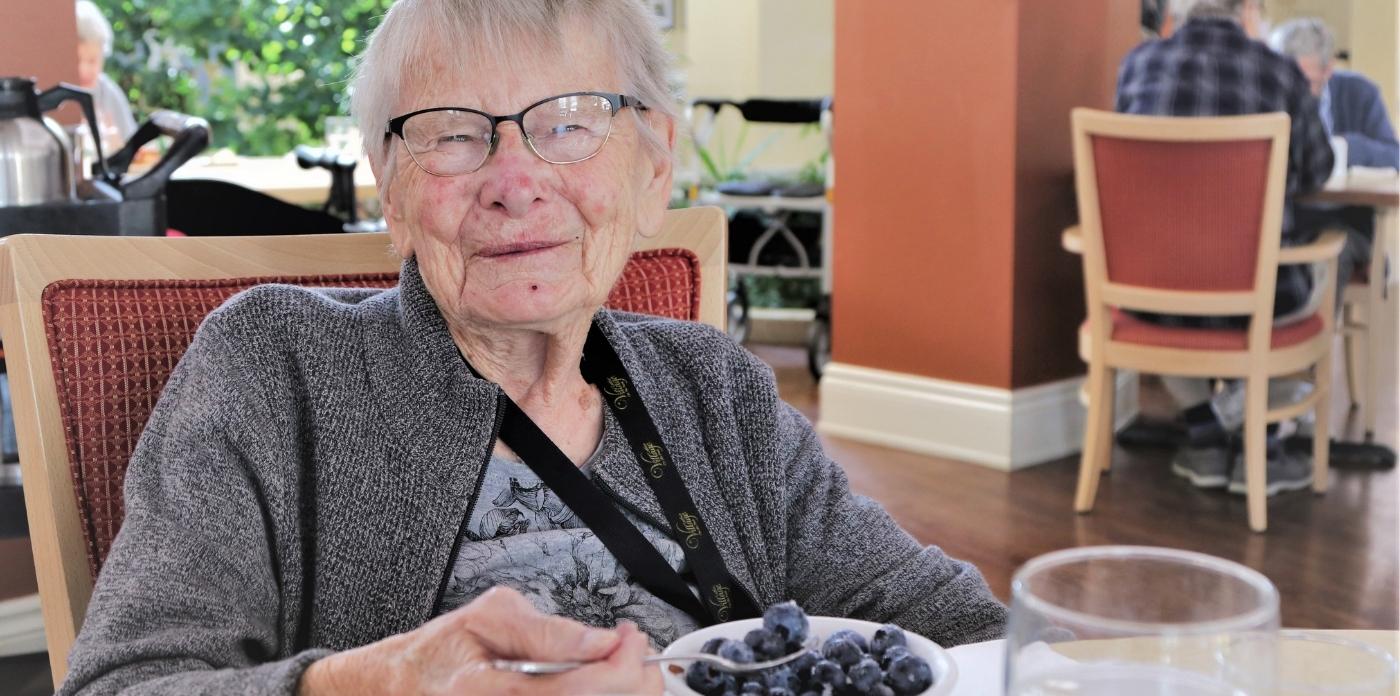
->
[59, 319, 326, 695]
[719, 345, 1008, 648]
[771, 402, 1008, 647]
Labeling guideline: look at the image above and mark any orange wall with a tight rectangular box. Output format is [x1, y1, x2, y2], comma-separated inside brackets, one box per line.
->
[0, 537, 37, 600]
[832, 0, 1020, 388]
[1011, 1, 1139, 386]
[833, 0, 1136, 389]
[1, 0, 80, 122]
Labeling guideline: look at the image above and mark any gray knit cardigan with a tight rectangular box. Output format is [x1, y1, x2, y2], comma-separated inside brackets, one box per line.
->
[60, 259, 1007, 695]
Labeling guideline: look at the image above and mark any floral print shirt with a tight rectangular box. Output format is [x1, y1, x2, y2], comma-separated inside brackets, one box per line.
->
[434, 411, 701, 646]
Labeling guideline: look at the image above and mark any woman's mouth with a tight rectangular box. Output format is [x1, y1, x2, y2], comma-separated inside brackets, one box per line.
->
[475, 240, 569, 259]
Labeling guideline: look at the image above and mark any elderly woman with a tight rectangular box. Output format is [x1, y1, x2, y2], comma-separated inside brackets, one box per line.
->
[74, 0, 137, 156]
[59, 1, 1006, 694]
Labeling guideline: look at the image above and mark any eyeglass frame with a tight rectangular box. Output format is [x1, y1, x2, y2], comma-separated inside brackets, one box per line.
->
[384, 91, 648, 176]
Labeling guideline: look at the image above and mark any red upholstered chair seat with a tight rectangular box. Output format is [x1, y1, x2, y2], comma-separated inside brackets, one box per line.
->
[1087, 308, 1325, 352]
[42, 248, 700, 578]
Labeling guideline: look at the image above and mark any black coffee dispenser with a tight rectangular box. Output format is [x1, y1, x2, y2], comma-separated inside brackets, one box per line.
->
[0, 77, 208, 236]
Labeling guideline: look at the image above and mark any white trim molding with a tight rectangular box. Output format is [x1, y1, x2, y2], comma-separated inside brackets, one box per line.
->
[817, 363, 1138, 470]
[0, 593, 45, 657]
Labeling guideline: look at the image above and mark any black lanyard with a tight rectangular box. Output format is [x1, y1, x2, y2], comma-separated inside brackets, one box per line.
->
[463, 323, 760, 626]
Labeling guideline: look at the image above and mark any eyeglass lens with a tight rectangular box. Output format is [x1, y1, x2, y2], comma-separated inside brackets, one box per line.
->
[400, 93, 616, 175]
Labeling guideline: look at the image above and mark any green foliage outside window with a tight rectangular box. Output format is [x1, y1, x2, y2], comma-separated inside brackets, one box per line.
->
[94, 0, 392, 155]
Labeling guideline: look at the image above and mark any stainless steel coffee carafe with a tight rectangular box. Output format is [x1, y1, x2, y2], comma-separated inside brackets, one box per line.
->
[0, 77, 108, 206]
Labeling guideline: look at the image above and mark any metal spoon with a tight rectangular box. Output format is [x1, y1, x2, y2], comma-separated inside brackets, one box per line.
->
[492, 645, 810, 676]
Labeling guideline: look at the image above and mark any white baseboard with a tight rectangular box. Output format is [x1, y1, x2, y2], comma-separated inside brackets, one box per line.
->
[817, 363, 1138, 471]
[0, 593, 45, 657]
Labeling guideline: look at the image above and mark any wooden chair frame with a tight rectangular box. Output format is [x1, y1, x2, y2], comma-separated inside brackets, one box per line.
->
[0, 205, 726, 682]
[1066, 108, 1345, 533]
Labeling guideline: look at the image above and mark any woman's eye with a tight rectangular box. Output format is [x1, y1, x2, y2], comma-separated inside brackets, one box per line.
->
[546, 124, 585, 136]
[439, 133, 476, 144]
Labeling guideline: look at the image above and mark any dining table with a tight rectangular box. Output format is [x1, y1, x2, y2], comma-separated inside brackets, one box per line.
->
[945, 629, 1400, 695]
[170, 152, 379, 206]
[1301, 171, 1400, 209]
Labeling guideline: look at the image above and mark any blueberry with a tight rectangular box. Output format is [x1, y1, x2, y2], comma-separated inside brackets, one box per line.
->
[745, 627, 787, 659]
[718, 638, 755, 664]
[740, 682, 764, 694]
[826, 629, 869, 653]
[702, 637, 727, 655]
[762, 600, 811, 644]
[686, 661, 727, 695]
[811, 658, 847, 687]
[870, 685, 896, 696]
[847, 657, 882, 692]
[869, 624, 908, 660]
[790, 649, 820, 682]
[884, 654, 934, 695]
[821, 636, 863, 668]
[761, 667, 798, 691]
[879, 645, 911, 670]
[766, 689, 794, 696]
[797, 692, 821, 696]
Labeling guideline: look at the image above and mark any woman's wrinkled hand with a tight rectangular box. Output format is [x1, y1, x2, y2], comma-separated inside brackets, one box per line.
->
[298, 586, 662, 695]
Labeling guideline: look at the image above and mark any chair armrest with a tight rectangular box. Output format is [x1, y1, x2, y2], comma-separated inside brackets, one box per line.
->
[1278, 230, 1347, 265]
[1062, 225, 1083, 254]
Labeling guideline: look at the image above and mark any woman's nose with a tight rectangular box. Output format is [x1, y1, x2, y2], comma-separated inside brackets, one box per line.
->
[475, 123, 547, 218]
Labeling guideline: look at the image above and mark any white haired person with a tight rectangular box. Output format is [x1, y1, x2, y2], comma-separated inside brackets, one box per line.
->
[1271, 17, 1396, 302]
[74, 0, 136, 156]
[1269, 17, 1398, 170]
[57, 1, 1007, 694]
[1115, 0, 1334, 495]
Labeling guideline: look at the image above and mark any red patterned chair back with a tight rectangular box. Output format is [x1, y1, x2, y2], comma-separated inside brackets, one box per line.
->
[41, 248, 702, 579]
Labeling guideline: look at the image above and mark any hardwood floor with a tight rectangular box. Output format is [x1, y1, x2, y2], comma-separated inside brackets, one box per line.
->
[751, 340, 1398, 630]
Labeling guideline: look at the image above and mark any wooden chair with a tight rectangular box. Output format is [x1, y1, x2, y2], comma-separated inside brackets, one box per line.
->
[1064, 109, 1346, 533]
[0, 205, 726, 683]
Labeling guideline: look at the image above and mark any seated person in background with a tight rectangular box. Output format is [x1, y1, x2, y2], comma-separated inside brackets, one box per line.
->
[57, 1, 1007, 694]
[1270, 17, 1396, 291]
[1269, 18, 1398, 171]
[1115, 0, 1334, 495]
[74, 0, 137, 157]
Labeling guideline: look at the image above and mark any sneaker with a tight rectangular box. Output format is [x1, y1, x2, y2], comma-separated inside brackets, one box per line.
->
[1171, 445, 1232, 488]
[1228, 446, 1313, 496]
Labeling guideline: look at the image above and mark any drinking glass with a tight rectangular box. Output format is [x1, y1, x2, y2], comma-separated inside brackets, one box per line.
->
[324, 115, 361, 161]
[1005, 546, 1280, 695]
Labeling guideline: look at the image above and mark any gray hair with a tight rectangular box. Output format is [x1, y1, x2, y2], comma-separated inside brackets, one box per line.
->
[1168, 0, 1249, 22]
[1268, 17, 1335, 62]
[349, 0, 676, 189]
[75, 0, 113, 56]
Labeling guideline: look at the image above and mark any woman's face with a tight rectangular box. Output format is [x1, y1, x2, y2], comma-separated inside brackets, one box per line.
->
[77, 41, 104, 91]
[379, 28, 675, 336]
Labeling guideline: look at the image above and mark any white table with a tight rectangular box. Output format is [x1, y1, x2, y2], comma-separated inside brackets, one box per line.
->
[171, 154, 379, 206]
[946, 630, 1399, 695]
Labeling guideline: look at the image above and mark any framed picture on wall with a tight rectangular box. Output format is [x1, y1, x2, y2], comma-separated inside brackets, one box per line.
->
[648, 0, 676, 30]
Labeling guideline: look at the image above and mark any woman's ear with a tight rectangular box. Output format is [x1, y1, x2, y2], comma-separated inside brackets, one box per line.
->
[371, 156, 414, 259]
[636, 113, 677, 239]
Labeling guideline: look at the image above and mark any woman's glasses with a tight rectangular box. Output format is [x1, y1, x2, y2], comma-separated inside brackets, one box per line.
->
[386, 91, 646, 176]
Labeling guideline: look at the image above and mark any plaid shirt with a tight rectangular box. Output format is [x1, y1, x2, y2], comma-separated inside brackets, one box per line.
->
[1115, 18, 1334, 319]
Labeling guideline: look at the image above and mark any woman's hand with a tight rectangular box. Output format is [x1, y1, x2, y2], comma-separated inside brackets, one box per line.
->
[299, 586, 662, 695]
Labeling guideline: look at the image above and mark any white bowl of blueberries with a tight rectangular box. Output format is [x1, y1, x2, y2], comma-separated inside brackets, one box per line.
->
[662, 601, 957, 696]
